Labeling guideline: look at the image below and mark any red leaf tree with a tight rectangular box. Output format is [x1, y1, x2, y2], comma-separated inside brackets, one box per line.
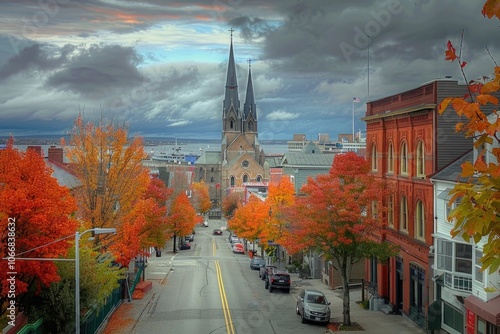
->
[0, 140, 78, 313]
[288, 152, 397, 326]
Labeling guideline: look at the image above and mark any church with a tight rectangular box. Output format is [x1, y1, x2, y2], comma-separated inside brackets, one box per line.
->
[195, 32, 267, 205]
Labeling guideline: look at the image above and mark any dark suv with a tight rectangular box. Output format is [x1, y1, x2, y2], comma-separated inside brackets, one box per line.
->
[265, 268, 291, 293]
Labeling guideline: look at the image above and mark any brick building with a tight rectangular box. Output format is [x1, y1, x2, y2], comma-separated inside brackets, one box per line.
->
[362, 78, 472, 328]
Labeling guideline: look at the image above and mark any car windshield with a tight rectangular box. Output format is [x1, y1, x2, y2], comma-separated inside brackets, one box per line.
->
[306, 293, 326, 304]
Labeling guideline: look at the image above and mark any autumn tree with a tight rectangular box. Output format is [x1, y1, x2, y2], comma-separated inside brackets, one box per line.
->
[65, 114, 150, 258]
[167, 192, 199, 252]
[190, 181, 212, 215]
[288, 152, 397, 326]
[266, 177, 295, 248]
[438, 0, 500, 272]
[0, 140, 77, 317]
[222, 191, 244, 219]
[228, 196, 271, 248]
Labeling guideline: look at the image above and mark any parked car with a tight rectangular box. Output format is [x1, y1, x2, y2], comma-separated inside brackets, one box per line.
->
[296, 289, 331, 324]
[265, 268, 290, 293]
[259, 265, 276, 280]
[250, 257, 266, 270]
[213, 229, 223, 235]
[202, 221, 209, 227]
[230, 236, 240, 244]
[184, 234, 194, 242]
[179, 242, 191, 250]
[232, 242, 244, 254]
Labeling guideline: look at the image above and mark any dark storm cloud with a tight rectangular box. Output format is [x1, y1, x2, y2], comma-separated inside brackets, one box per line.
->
[0, 43, 74, 80]
[46, 44, 145, 98]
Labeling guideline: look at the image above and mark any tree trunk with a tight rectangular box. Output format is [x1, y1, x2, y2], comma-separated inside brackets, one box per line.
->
[173, 234, 177, 252]
[341, 261, 351, 326]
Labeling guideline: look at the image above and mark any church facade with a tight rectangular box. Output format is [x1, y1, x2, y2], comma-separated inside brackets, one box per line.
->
[195, 34, 267, 204]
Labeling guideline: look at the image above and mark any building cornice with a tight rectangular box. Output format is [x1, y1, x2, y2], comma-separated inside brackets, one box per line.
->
[362, 103, 436, 122]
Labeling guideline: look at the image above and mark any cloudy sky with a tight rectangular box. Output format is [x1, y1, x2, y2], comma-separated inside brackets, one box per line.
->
[0, 0, 498, 141]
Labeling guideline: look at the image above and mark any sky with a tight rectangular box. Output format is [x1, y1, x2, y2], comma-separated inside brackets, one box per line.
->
[0, 0, 499, 141]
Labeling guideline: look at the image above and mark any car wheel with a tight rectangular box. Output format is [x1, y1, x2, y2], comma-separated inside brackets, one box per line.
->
[301, 313, 306, 324]
[296, 304, 300, 315]
[265, 281, 268, 289]
[285, 288, 290, 293]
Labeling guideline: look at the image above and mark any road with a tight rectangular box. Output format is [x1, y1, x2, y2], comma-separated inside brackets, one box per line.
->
[132, 224, 329, 334]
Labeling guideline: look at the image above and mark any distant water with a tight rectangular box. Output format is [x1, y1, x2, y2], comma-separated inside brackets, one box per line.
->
[14, 142, 288, 157]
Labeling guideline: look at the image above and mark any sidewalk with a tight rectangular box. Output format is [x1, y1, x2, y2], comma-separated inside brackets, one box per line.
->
[286, 272, 426, 334]
[99, 238, 176, 334]
[101, 235, 426, 334]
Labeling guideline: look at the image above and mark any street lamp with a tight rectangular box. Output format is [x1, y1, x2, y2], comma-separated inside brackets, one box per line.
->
[75, 228, 116, 334]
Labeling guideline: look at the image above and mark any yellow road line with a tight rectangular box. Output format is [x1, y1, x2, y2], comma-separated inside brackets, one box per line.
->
[216, 260, 235, 334]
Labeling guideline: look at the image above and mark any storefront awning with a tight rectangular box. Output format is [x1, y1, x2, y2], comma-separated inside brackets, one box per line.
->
[465, 295, 500, 326]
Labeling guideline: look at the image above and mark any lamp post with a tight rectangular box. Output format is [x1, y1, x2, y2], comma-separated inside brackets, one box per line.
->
[75, 228, 116, 334]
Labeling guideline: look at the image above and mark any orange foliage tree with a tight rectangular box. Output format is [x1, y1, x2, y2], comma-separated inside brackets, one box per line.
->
[167, 193, 199, 252]
[288, 152, 396, 326]
[190, 181, 212, 215]
[438, 0, 500, 272]
[228, 196, 271, 247]
[266, 177, 295, 248]
[222, 191, 244, 219]
[65, 114, 151, 264]
[0, 140, 77, 314]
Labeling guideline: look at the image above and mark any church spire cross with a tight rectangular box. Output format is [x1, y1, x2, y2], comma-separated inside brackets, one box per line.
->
[247, 58, 252, 68]
[228, 28, 234, 38]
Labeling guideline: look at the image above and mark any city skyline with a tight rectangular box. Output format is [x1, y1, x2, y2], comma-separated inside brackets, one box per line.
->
[0, 1, 499, 140]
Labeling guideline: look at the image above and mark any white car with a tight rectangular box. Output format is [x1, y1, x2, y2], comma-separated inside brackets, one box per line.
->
[203, 221, 209, 227]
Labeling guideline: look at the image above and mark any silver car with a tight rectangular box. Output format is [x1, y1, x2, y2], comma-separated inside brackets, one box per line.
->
[296, 289, 331, 324]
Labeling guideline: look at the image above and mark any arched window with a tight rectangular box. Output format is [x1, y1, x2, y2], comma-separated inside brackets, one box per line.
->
[243, 174, 248, 183]
[210, 177, 214, 183]
[400, 195, 408, 231]
[248, 122, 253, 131]
[415, 200, 425, 239]
[387, 195, 394, 227]
[256, 175, 262, 182]
[371, 143, 377, 171]
[211, 167, 214, 172]
[400, 141, 408, 175]
[416, 141, 425, 177]
[230, 176, 235, 187]
[230, 120, 234, 129]
[387, 142, 394, 173]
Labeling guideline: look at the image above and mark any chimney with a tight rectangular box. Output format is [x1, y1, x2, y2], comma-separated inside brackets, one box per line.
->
[27, 146, 43, 157]
[48, 146, 64, 164]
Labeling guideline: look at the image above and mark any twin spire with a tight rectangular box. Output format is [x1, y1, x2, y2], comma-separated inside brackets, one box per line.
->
[222, 29, 257, 131]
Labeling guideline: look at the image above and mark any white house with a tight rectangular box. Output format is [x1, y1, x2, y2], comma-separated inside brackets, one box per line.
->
[431, 114, 500, 334]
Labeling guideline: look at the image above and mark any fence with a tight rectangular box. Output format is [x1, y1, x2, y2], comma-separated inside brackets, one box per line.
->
[16, 268, 144, 334]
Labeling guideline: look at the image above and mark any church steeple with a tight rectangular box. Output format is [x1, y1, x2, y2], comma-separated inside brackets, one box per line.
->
[223, 29, 239, 119]
[243, 58, 257, 133]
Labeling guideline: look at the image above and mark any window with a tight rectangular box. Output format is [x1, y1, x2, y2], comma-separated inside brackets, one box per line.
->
[371, 143, 377, 171]
[256, 175, 262, 182]
[243, 174, 248, 183]
[400, 141, 408, 175]
[211, 167, 214, 172]
[416, 141, 425, 177]
[437, 239, 453, 271]
[230, 176, 235, 187]
[242, 160, 249, 168]
[371, 201, 378, 219]
[415, 200, 425, 240]
[387, 142, 394, 173]
[387, 195, 394, 227]
[455, 243, 472, 274]
[400, 195, 408, 231]
[437, 239, 474, 292]
[248, 122, 253, 131]
[475, 250, 483, 283]
[230, 120, 234, 129]
[210, 177, 214, 183]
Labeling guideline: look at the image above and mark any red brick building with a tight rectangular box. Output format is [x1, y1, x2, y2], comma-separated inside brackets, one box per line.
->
[363, 79, 471, 328]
